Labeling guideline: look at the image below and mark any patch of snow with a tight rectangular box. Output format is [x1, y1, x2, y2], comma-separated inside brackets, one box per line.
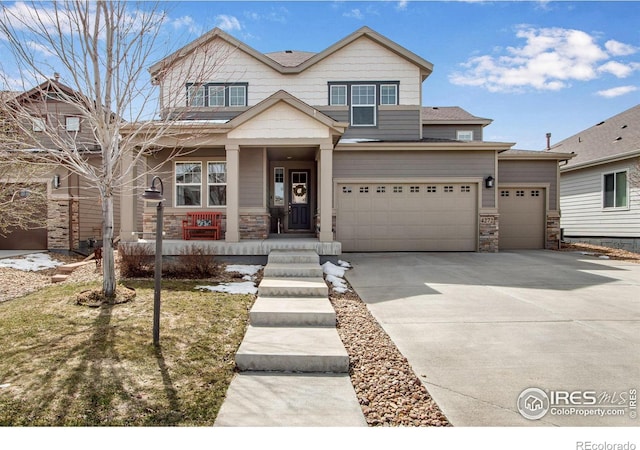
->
[195, 281, 258, 295]
[0, 383, 11, 389]
[225, 264, 263, 276]
[326, 274, 349, 294]
[0, 253, 63, 271]
[322, 261, 347, 278]
[338, 138, 382, 144]
[599, 255, 610, 259]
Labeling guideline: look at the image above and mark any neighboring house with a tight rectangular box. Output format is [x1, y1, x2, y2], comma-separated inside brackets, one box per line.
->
[120, 26, 570, 253]
[555, 104, 640, 252]
[0, 79, 120, 252]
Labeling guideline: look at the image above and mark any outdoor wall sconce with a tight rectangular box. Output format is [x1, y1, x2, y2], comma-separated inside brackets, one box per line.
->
[53, 174, 61, 189]
[485, 176, 494, 189]
[141, 176, 164, 346]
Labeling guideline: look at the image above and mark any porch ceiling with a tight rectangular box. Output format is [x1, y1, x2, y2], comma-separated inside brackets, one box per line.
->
[267, 146, 317, 161]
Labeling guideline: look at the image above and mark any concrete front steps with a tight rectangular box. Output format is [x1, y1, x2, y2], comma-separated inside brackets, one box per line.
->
[51, 260, 95, 283]
[215, 249, 366, 426]
[234, 249, 347, 373]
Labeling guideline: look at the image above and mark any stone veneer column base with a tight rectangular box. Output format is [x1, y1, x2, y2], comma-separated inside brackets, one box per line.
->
[239, 214, 270, 240]
[479, 213, 499, 253]
[546, 212, 561, 250]
[48, 197, 79, 251]
[142, 212, 269, 240]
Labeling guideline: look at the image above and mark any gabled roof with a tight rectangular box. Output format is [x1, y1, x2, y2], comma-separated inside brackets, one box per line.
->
[552, 103, 640, 171]
[13, 79, 84, 103]
[264, 50, 316, 67]
[422, 106, 492, 126]
[150, 26, 433, 81]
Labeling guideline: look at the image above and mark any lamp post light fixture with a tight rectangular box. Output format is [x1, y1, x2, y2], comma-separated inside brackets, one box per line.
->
[142, 176, 164, 346]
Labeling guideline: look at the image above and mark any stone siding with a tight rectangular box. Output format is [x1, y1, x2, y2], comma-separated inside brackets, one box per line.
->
[48, 197, 79, 250]
[546, 212, 561, 250]
[479, 213, 499, 253]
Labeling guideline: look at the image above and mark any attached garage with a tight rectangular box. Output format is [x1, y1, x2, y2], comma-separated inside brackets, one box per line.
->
[498, 188, 545, 249]
[337, 182, 478, 252]
[0, 183, 48, 251]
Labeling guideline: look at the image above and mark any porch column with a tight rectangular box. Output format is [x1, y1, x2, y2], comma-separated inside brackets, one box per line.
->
[120, 145, 137, 242]
[319, 143, 333, 242]
[225, 144, 240, 242]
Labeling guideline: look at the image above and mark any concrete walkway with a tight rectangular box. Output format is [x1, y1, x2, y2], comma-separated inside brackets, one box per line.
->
[214, 250, 366, 427]
[0, 250, 43, 259]
[345, 250, 640, 426]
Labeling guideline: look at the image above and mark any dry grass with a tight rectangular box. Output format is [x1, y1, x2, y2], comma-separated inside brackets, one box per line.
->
[0, 279, 255, 426]
[559, 242, 640, 263]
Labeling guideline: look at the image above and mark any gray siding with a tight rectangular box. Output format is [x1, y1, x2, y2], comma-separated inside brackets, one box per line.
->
[239, 148, 265, 207]
[333, 150, 496, 207]
[422, 124, 484, 141]
[77, 162, 121, 243]
[560, 160, 640, 237]
[27, 100, 98, 151]
[321, 107, 420, 141]
[498, 160, 559, 209]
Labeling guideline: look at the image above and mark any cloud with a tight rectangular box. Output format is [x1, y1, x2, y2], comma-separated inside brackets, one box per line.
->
[596, 85, 638, 98]
[244, 6, 289, 24]
[396, 1, 409, 11]
[171, 15, 200, 34]
[343, 8, 364, 19]
[450, 26, 639, 93]
[605, 40, 637, 56]
[598, 61, 640, 78]
[214, 15, 242, 32]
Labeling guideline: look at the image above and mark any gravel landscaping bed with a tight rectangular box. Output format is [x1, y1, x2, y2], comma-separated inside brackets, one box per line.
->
[329, 286, 450, 427]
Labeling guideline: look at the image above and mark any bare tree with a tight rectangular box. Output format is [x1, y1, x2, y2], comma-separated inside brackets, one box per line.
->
[0, 1, 226, 297]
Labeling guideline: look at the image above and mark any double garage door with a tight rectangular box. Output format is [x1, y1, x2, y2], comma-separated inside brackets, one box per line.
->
[337, 182, 478, 252]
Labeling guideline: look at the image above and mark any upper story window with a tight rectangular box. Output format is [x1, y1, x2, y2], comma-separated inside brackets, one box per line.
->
[603, 170, 628, 209]
[380, 84, 397, 105]
[65, 116, 80, 132]
[351, 85, 376, 127]
[457, 130, 473, 141]
[32, 117, 45, 132]
[187, 83, 248, 107]
[330, 85, 347, 106]
[328, 81, 399, 127]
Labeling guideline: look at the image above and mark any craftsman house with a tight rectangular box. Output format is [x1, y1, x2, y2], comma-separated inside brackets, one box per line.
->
[120, 26, 570, 253]
[0, 80, 120, 252]
[555, 104, 640, 252]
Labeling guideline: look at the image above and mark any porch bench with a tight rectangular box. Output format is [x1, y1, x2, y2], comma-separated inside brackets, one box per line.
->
[182, 212, 222, 240]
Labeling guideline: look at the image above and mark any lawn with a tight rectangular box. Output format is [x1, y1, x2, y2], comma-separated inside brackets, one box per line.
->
[0, 279, 254, 426]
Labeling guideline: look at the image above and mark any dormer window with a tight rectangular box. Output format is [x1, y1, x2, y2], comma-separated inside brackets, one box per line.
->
[186, 83, 247, 107]
[457, 130, 473, 141]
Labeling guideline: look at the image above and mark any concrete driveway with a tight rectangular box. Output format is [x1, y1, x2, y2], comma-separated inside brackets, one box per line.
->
[344, 250, 640, 426]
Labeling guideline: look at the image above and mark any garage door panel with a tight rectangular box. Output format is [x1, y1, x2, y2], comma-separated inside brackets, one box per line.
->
[338, 183, 477, 252]
[499, 188, 545, 250]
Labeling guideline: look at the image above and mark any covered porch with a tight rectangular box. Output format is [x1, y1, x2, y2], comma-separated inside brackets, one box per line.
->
[119, 91, 347, 255]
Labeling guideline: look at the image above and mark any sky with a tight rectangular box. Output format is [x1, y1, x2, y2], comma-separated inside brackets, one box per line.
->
[1, 0, 639, 150]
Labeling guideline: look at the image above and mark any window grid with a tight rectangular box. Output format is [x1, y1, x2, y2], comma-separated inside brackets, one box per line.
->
[376, 186, 386, 193]
[501, 191, 509, 197]
[207, 162, 227, 207]
[359, 186, 369, 193]
[175, 162, 202, 207]
[393, 186, 403, 193]
[531, 190, 540, 197]
[380, 84, 397, 105]
[342, 186, 352, 194]
[516, 190, 525, 197]
[351, 84, 376, 126]
[410, 186, 420, 193]
[444, 186, 454, 193]
[461, 185, 471, 193]
[330, 85, 347, 106]
[426, 186, 437, 193]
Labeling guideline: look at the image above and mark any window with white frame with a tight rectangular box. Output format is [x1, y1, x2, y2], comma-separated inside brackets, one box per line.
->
[65, 116, 80, 132]
[603, 170, 628, 209]
[274, 167, 285, 206]
[32, 117, 45, 132]
[207, 162, 227, 206]
[351, 84, 376, 126]
[187, 85, 205, 107]
[175, 162, 202, 206]
[330, 85, 347, 106]
[380, 84, 397, 105]
[457, 130, 473, 141]
[187, 83, 247, 107]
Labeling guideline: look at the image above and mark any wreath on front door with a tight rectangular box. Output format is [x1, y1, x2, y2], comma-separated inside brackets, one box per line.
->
[293, 184, 307, 197]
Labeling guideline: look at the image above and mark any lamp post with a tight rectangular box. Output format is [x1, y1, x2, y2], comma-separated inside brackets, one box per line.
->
[142, 176, 164, 346]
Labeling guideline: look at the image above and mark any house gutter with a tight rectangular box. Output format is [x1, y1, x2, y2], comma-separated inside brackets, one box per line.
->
[560, 149, 640, 173]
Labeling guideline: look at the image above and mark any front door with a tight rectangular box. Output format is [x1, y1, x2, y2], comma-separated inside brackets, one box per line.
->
[289, 170, 310, 230]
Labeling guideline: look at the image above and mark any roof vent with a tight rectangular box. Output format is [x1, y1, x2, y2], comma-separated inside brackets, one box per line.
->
[285, 50, 293, 53]
[432, 107, 439, 110]
[614, 137, 622, 142]
[621, 124, 628, 129]
[596, 121, 605, 126]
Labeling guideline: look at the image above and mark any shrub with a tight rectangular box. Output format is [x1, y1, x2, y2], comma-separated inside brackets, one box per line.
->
[165, 244, 217, 279]
[118, 243, 154, 278]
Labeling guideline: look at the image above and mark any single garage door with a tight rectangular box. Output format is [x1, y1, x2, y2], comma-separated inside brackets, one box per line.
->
[0, 184, 48, 251]
[337, 182, 477, 252]
[499, 188, 545, 249]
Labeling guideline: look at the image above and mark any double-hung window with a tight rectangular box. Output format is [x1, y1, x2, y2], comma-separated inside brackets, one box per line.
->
[187, 83, 247, 107]
[207, 162, 227, 206]
[175, 162, 202, 206]
[351, 84, 376, 126]
[603, 170, 628, 209]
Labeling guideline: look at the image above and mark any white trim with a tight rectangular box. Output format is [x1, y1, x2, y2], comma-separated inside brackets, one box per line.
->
[601, 169, 630, 211]
[330, 85, 347, 106]
[380, 84, 398, 105]
[457, 130, 474, 141]
[174, 161, 203, 208]
[350, 84, 376, 127]
[207, 161, 228, 207]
